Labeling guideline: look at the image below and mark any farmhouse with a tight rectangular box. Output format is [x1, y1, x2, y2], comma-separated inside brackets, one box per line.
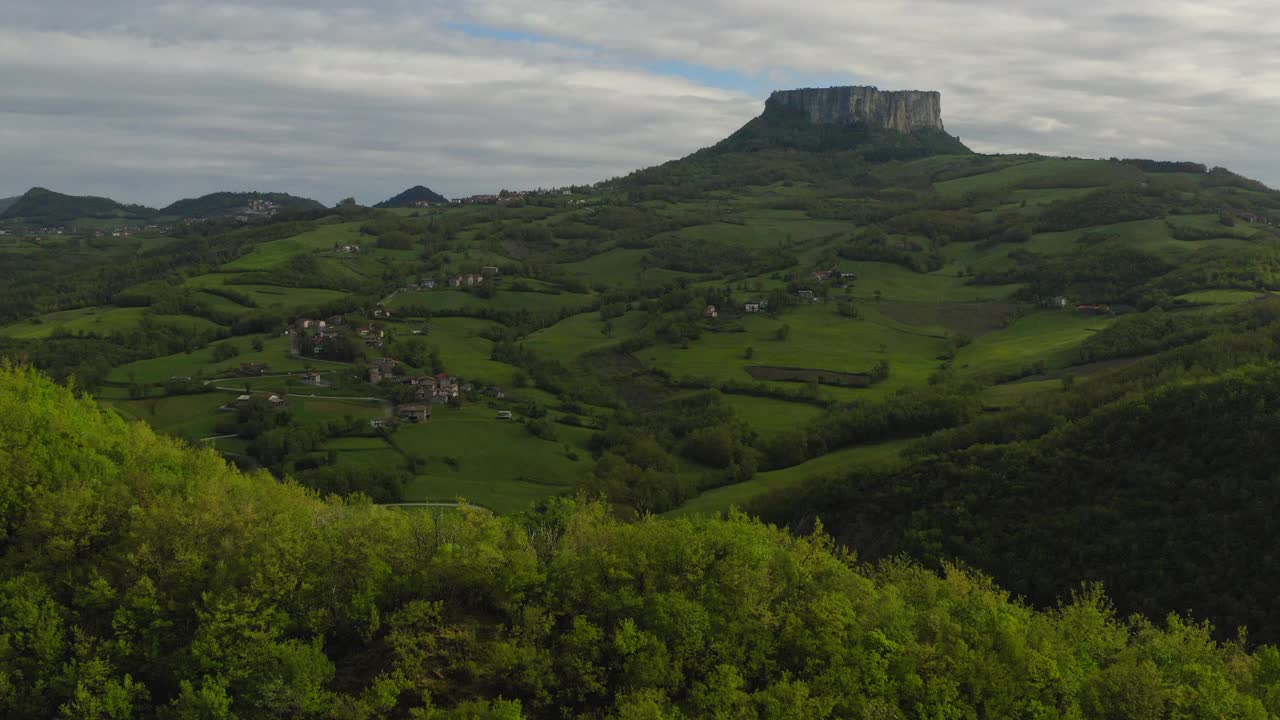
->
[744, 302, 762, 313]
[373, 308, 392, 319]
[704, 305, 719, 319]
[839, 272, 858, 281]
[812, 270, 832, 282]
[237, 362, 271, 376]
[496, 410, 513, 421]
[299, 371, 323, 385]
[480, 266, 500, 276]
[1043, 296, 1068, 309]
[482, 385, 505, 399]
[369, 418, 387, 430]
[448, 276, 463, 288]
[797, 290, 817, 302]
[396, 404, 432, 423]
[234, 394, 253, 408]
[268, 394, 288, 409]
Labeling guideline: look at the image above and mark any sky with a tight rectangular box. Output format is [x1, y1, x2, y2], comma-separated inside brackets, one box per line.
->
[3, 0, 1280, 207]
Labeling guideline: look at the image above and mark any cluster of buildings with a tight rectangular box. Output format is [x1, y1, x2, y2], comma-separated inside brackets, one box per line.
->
[401, 267, 499, 293]
[811, 270, 859, 285]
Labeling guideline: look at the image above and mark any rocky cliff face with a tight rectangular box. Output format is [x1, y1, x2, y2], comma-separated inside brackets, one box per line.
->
[767, 86, 944, 133]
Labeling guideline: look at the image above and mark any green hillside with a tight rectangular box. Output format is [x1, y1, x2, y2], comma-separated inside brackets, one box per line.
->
[0, 195, 17, 214]
[8, 94, 1280, 658]
[4, 364, 1280, 718]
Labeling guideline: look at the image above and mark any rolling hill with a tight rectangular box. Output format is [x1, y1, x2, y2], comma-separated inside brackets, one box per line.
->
[0, 195, 17, 214]
[158, 191, 325, 220]
[374, 184, 449, 208]
[8, 84, 1280, 652]
[0, 186, 155, 225]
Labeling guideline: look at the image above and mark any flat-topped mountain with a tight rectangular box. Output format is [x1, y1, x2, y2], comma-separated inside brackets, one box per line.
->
[768, 86, 945, 133]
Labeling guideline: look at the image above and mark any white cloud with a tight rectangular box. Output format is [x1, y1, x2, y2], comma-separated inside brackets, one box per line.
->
[1, 0, 1279, 205]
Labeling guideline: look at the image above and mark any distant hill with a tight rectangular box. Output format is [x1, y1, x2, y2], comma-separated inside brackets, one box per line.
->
[0, 187, 155, 225]
[0, 196, 17, 214]
[158, 191, 325, 220]
[374, 185, 448, 208]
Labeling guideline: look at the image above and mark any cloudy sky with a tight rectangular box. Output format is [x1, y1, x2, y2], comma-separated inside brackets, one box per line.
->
[3, 0, 1279, 207]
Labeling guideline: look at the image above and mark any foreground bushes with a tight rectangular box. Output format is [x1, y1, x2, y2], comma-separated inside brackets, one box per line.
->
[2, 364, 1279, 718]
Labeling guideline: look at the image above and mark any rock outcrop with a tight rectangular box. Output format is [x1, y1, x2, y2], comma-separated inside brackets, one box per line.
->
[767, 86, 944, 133]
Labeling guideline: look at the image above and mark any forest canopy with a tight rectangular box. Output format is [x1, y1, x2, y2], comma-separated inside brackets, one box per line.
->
[3, 363, 1280, 718]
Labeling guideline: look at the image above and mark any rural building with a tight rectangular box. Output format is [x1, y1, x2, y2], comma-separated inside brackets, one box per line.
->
[480, 266, 499, 276]
[1043, 296, 1068, 309]
[369, 418, 387, 429]
[238, 363, 271, 376]
[396, 404, 432, 423]
[704, 305, 719, 319]
[483, 385, 505, 399]
[812, 270, 832, 282]
[797, 290, 817, 302]
[448, 276, 463, 288]
[496, 410, 513, 421]
[300, 371, 323, 385]
[268, 395, 288, 409]
[373, 308, 392, 319]
[234, 394, 253, 408]
[839, 272, 858, 282]
[744, 302, 763, 313]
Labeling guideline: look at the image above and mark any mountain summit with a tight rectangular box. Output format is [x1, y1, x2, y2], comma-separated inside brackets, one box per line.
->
[767, 86, 944, 133]
[374, 185, 448, 208]
[702, 84, 968, 159]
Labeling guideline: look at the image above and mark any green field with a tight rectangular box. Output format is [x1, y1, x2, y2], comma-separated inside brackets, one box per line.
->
[221, 222, 364, 271]
[389, 289, 593, 317]
[107, 335, 318, 384]
[669, 438, 916, 516]
[933, 157, 1116, 196]
[722, 395, 825, 435]
[1176, 289, 1267, 304]
[524, 311, 648, 364]
[103, 393, 233, 439]
[0, 306, 148, 338]
[563, 248, 698, 287]
[642, 303, 948, 398]
[396, 407, 595, 513]
[416, 317, 516, 385]
[954, 310, 1113, 378]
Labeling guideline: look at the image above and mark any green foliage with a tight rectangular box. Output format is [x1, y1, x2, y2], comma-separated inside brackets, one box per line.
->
[4, 366, 1280, 717]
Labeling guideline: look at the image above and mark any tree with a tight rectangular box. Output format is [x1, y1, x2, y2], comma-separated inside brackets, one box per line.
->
[774, 324, 791, 341]
[213, 343, 240, 362]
